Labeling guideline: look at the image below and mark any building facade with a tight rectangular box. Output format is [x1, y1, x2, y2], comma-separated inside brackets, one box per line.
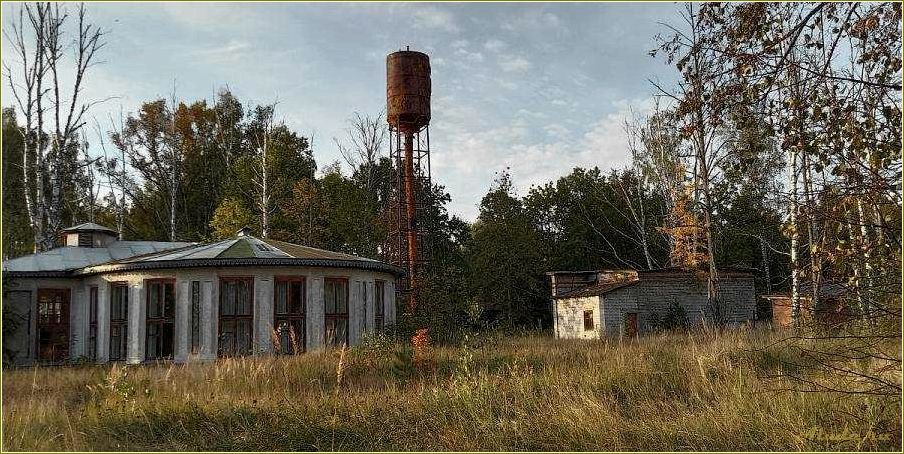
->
[2, 224, 401, 366]
[548, 268, 757, 339]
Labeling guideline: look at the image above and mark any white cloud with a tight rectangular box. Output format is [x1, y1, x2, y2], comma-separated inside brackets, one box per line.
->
[412, 6, 459, 33]
[454, 48, 485, 63]
[484, 39, 507, 52]
[193, 40, 252, 64]
[495, 78, 519, 90]
[498, 55, 531, 73]
[501, 10, 564, 32]
[431, 98, 651, 221]
[161, 3, 253, 28]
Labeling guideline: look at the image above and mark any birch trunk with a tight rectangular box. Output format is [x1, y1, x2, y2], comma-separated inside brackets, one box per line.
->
[261, 143, 269, 238]
[801, 133, 821, 311]
[788, 139, 801, 325]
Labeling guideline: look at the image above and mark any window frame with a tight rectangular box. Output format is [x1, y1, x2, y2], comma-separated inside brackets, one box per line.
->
[36, 288, 70, 362]
[324, 277, 349, 348]
[273, 276, 306, 355]
[583, 310, 594, 331]
[190, 281, 201, 354]
[78, 232, 94, 247]
[145, 278, 176, 361]
[88, 286, 98, 360]
[374, 280, 385, 331]
[217, 276, 255, 357]
[109, 282, 129, 361]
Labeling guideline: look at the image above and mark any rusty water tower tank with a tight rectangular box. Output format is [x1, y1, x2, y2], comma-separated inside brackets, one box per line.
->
[386, 50, 431, 131]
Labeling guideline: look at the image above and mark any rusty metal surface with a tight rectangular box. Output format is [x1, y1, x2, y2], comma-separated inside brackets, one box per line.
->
[387, 50, 431, 131]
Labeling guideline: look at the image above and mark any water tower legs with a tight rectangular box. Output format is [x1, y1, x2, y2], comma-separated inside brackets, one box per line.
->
[403, 131, 419, 312]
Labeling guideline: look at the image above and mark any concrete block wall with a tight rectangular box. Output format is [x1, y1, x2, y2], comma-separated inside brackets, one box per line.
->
[553, 274, 757, 339]
[601, 275, 756, 336]
[553, 296, 602, 339]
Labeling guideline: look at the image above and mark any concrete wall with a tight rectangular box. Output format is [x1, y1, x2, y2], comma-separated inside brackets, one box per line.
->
[553, 296, 602, 339]
[3, 265, 398, 366]
[552, 274, 756, 339]
[1, 278, 81, 365]
[599, 275, 756, 337]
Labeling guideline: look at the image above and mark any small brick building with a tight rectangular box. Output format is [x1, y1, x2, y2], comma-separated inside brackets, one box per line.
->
[548, 268, 757, 339]
[764, 282, 851, 328]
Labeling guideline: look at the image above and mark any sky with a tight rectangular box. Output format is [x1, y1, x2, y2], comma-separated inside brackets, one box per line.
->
[1, 1, 682, 221]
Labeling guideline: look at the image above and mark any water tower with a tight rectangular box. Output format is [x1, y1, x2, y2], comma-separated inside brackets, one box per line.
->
[386, 48, 431, 313]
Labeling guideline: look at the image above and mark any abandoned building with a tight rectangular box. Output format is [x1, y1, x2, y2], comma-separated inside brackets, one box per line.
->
[2, 223, 401, 366]
[548, 268, 757, 339]
[764, 281, 851, 328]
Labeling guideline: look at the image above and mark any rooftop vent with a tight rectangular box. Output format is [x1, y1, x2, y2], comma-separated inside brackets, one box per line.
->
[62, 222, 118, 248]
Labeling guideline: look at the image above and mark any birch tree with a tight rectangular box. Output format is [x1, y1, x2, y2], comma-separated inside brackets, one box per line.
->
[334, 111, 387, 194]
[248, 102, 278, 238]
[2, 2, 106, 251]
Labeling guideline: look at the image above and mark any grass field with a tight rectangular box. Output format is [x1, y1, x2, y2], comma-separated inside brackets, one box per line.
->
[2, 327, 900, 451]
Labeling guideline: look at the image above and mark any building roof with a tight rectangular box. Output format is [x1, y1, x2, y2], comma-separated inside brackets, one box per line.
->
[78, 235, 403, 276]
[551, 266, 756, 300]
[547, 266, 756, 277]
[4, 233, 404, 278]
[61, 222, 119, 235]
[2, 241, 193, 277]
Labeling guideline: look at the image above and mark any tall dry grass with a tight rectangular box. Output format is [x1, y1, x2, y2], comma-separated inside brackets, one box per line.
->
[1, 327, 900, 451]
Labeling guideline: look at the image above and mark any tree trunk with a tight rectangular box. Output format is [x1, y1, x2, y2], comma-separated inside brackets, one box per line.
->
[788, 138, 801, 325]
[759, 235, 772, 294]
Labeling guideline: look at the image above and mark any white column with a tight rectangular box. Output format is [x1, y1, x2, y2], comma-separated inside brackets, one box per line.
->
[127, 281, 145, 364]
[174, 280, 190, 363]
[256, 276, 274, 355]
[71, 285, 87, 358]
[386, 280, 396, 327]
[307, 276, 324, 351]
[200, 280, 217, 360]
[96, 283, 110, 363]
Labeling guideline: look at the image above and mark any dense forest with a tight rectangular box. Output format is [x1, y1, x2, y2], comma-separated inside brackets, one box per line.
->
[2, 2, 900, 342]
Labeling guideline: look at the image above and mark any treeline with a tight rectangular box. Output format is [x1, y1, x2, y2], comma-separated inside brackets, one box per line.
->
[2, 2, 900, 344]
[642, 1, 901, 401]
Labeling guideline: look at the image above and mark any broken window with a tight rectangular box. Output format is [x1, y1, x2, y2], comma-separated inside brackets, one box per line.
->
[190, 281, 200, 354]
[361, 282, 367, 333]
[78, 233, 93, 247]
[145, 279, 175, 360]
[583, 310, 594, 331]
[324, 278, 349, 347]
[218, 277, 254, 357]
[374, 280, 385, 331]
[36, 289, 70, 362]
[109, 283, 129, 361]
[274, 277, 305, 354]
[88, 286, 98, 360]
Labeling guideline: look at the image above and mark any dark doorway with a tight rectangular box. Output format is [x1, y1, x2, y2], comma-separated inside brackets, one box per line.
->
[36, 288, 70, 362]
[624, 312, 638, 337]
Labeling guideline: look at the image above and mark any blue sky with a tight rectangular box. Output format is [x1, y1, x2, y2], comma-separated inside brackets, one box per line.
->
[1, 1, 681, 221]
